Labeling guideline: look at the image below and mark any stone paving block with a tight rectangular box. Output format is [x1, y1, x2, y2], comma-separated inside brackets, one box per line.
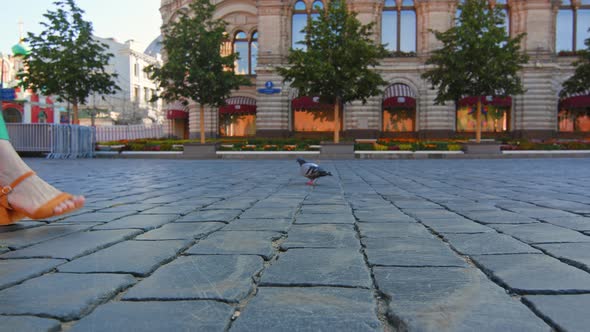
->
[0, 224, 92, 249]
[472, 253, 590, 294]
[420, 217, 494, 234]
[281, 224, 359, 249]
[98, 204, 159, 213]
[59, 212, 135, 223]
[490, 223, 590, 244]
[175, 209, 242, 223]
[532, 199, 590, 214]
[358, 223, 432, 239]
[504, 207, 578, 220]
[0, 221, 45, 233]
[294, 213, 356, 224]
[223, 218, 292, 232]
[460, 210, 538, 224]
[0, 316, 61, 332]
[535, 216, 590, 232]
[239, 208, 296, 220]
[300, 204, 351, 214]
[363, 237, 467, 267]
[69, 301, 234, 332]
[122, 255, 263, 303]
[389, 200, 442, 209]
[203, 198, 258, 210]
[373, 267, 550, 332]
[58, 240, 190, 277]
[442, 232, 540, 255]
[402, 209, 463, 220]
[0, 247, 7, 255]
[185, 231, 281, 260]
[0, 258, 65, 290]
[139, 205, 194, 215]
[536, 242, 590, 272]
[523, 294, 590, 332]
[135, 222, 224, 240]
[355, 211, 416, 223]
[232, 287, 382, 332]
[0, 273, 135, 321]
[1, 229, 141, 260]
[260, 248, 372, 288]
[93, 214, 178, 231]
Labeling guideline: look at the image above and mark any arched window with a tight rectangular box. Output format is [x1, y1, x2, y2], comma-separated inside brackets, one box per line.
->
[250, 32, 258, 75]
[38, 111, 48, 123]
[233, 31, 249, 75]
[233, 31, 257, 75]
[292, 0, 325, 50]
[382, 83, 417, 132]
[2, 108, 22, 123]
[556, 0, 590, 53]
[382, 0, 416, 54]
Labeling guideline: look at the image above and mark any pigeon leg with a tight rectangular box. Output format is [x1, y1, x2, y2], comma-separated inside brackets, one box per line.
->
[305, 180, 314, 186]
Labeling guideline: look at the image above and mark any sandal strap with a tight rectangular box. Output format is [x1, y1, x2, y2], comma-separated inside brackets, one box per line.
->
[1, 171, 36, 196]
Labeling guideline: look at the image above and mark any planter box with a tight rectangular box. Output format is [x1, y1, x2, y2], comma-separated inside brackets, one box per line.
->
[183, 143, 218, 159]
[320, 142, 355, 159]
[461, 141, 502, 154]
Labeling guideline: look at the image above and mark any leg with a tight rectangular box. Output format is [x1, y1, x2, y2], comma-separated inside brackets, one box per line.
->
[0, 113, 84, 224]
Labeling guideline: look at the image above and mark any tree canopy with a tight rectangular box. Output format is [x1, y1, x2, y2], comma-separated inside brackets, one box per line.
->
[422, 0, 528, 104]
[560, 32, 590, 97]
[276, 0, 388, 143]
[20, 0, 119, 124]
[146, 0, 249, 142]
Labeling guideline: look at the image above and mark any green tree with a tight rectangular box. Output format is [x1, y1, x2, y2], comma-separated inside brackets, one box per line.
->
[146, 0, 249, 144]
[19, 0, 119, 124]
[421, 0, 528, 143]
[560, 31, 590, 97]
[277, 0, 388, 143]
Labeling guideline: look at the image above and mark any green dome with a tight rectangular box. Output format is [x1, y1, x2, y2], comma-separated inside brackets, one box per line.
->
[11, 43, 30, 56]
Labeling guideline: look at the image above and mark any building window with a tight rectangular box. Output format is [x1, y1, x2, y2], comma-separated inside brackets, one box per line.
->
[556, 0, 590, 53]
[456, 105, 510, 132]
[133, 86, 140, 102]
[38, 111, 48, 123]
[292, 0, 324, 50]
[144, 87, 150, 102]
[134, 63, 139, 77]
[233, 31, 257, 75]
[382, 0, 416, 54]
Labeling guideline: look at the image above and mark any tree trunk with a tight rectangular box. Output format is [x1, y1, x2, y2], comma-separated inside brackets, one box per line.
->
[90, 111, 96, 127]
[72, 102, 79, 125]
[334, 98, 341, 144]
[200, 104, 206, 144]
[476, 98, 482, 143]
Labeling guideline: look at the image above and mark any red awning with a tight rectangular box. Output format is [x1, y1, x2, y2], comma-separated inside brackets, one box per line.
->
[219, 96, 257, 115]
[167, 110, 188, 119]
[166, 101, 188, 119]
[560, 90, 590, 109]
[458, 96, 512, 108]
[383, 83, 416, 109]
[291, 96, 332, 110]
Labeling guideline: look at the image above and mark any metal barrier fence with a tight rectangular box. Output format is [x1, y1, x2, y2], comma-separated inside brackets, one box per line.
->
[94, 124, 165, 142]
[6, 124, 95, 159]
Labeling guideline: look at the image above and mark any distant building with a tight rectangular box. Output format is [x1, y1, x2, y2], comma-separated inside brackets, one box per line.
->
[1, 42, 62, 124]
[85, 36, 164, 127]
[159, 0, 590, 139]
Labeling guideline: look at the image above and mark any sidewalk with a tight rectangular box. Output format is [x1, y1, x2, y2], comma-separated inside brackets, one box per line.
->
[1, 158, 589, 331]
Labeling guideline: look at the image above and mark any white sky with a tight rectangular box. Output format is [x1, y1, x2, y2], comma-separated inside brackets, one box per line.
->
[0, 0, 162, 54]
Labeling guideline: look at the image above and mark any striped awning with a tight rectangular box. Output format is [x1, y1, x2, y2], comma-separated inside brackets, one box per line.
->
[458, 96, 512, 108]
[291, 96, 333, 111]
[383, 84, 416, 109]
[219, 96, 257, 115]
[560, 89, 590, 110]
[166, 101, 188, 119]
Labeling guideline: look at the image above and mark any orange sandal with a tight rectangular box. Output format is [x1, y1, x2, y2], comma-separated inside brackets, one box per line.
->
[1, 171, 81, 225]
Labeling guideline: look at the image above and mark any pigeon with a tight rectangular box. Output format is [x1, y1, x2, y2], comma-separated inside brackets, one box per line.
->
[297, 158, 332, 185]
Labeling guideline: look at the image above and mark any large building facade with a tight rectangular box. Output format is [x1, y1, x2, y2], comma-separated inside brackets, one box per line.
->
[159, 0, 590, 139]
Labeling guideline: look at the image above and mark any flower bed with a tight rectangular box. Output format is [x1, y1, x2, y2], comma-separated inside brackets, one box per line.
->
[97, 137, 590, 152]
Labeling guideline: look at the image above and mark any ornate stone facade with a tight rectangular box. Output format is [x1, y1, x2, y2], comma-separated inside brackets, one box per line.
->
[159, 0, 585, 139]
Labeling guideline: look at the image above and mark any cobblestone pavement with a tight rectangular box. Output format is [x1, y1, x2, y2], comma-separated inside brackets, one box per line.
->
[1, 158, 590, 331]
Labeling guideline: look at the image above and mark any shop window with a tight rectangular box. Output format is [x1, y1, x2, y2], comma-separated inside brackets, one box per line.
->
[38, 111, 48, 123]
[293, 109, 339, 132]
[456, 105, 510, 132]
[382, 0, 416, 54]
[2, 108, 22, 123]
[559, 109, 590, 132]
[383, 109, 415, 132]
[219, 114, 256, 136]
